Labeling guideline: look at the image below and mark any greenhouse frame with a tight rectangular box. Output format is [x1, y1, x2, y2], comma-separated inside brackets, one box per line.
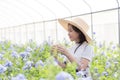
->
[0, 0, 120, 80]
[0, 0, 120, 44]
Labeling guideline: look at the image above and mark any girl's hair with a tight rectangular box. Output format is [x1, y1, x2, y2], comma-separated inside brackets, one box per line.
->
[71, 24, 88, 44]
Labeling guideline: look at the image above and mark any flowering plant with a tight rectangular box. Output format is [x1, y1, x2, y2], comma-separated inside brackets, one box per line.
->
[0, 40, 119, 80]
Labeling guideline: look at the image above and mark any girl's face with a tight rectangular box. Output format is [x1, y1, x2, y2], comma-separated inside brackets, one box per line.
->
[68, 24, 80, 42]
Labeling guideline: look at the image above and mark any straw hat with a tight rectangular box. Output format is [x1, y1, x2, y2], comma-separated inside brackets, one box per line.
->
[58, 18, 92, 43]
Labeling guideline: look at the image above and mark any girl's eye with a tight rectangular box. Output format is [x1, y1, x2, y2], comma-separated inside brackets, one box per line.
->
[68, 29, 72, 32]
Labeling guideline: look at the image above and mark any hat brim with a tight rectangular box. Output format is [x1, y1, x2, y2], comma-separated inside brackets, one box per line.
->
[58, 19, 92, 43]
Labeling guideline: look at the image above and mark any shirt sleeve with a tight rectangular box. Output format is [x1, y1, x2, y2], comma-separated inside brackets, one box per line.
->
[81, 45, 94, 62]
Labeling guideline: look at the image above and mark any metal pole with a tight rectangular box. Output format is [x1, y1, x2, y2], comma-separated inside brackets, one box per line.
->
[0, 29, 1, 40]
[25, 24, 28, 43]
[4, 28, 6, 41]
[33, 23, 36, 42]
[19, 26, 22, 44]
[116, 0, 120, 45]
[55, 20, 58, 42]
[118, 8, 120, 44]
[83, 0, 93, 39]
[43, 21, 46, 41]
[9, 28, 10, 41]
[13, 27, 15, 43]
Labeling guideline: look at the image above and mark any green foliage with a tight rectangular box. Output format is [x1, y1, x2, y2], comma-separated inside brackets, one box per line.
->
[0, 40, 120, 80]
[64, 62, 77, 78]
[90, 42, 120, 80]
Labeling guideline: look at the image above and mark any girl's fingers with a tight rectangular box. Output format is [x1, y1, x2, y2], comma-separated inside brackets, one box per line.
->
[51, 45, 67, 55]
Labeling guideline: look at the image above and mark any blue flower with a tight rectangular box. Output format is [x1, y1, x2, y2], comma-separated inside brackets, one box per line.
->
[26, 47, 33, 52]
[11, 74, 27, 80]
[39, 47, 44, 52]
[101, 52, 105, 56]
[81, 77, 92, 80]
[4, 60, 13, 67]
[76, 69, 89, 78]
[2, 45, 5, 50]
[102, 71, 108, 76]
[39, 78, 45, 80]
[94, 68, 98, 73]
[0, 54, 3, 60]
[56, 71, 74, 80]
[0, 64, 7, 74]
[8, 45, 15, 51]
[112, 45, 116, 50]
[93, 32, 96, 35]
[98, 43, 102, 48]
[35, 60, 44, 68]
[23, 58, 27, 62]
[105, 61, 111, 69]
[23, 61, 33, 70]
[11, 51, 19, 58]
[20, 52, 30, 58]
[95, 73, 100, 77]
[0, 51, 5, 55]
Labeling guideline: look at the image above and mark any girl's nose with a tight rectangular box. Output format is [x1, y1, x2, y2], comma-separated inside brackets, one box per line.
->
[68, 33, 70, 36]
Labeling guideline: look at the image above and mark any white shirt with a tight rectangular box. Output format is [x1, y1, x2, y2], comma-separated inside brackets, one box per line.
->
[68, 41, 94, 63]
[68, 41, 94, 78]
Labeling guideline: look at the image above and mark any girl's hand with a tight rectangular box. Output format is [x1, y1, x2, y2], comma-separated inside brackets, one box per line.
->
[77, 58, 90, 71]
[55, 45, 68, 56]
[51, 45, 58, 58]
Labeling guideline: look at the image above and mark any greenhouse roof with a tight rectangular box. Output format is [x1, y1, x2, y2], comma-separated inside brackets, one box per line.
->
[0, 0, 119, 28]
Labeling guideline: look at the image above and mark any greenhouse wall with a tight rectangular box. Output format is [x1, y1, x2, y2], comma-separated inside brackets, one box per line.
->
[0, 9, 119, 44]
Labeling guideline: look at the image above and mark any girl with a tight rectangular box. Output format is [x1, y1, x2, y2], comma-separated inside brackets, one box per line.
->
[52, 17, 94, 79]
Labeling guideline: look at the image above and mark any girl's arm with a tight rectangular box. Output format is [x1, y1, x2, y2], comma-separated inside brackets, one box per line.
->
[55, 58, 66, 68]
[65, 52, 90, 70]
[56, 45, 90, 70]
[52, 45, 90, 70]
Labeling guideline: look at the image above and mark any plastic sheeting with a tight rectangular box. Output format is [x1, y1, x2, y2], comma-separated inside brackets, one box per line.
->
[0, 0, 118, 28]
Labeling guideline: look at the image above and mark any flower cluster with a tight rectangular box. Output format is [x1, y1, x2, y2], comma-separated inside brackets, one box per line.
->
[0, 41, 119, 80]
